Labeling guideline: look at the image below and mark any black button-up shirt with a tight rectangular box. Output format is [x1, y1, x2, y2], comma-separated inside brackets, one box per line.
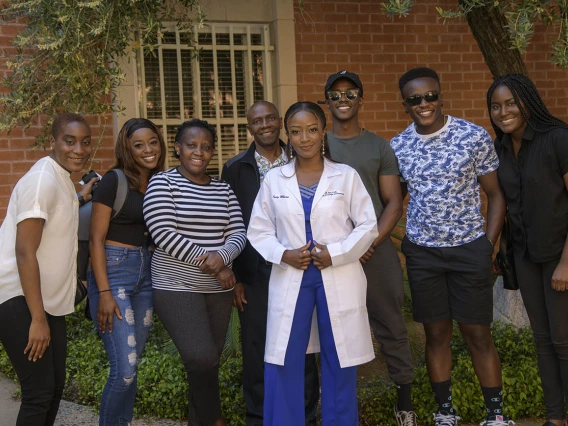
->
[495, 126, 568, 262]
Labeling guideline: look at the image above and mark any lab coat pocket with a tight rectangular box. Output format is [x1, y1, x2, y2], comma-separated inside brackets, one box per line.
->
[333, 262, 367, 311]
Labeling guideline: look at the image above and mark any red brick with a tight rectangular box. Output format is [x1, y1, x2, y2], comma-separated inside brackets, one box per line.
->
[0, 23, 26, 36]
[371, 34, 395, 44]
[25, 150, 46, 161]
[349, 34, 372, 44]
[325, 53, 350, 62]
[347, 13, 371, 24]
[398, 53, 421, 64]
[393, 34, 418, 44]
[323, 13, 348, 23]
[0, 184, 16, 197]
[427, 44, 450, 53]
[405, 44, 428, 53]
[0, 150, 28, 161]
[359, 3, 383, 15]
[335, 3, 356, 13]
[11, 161, 37, 174]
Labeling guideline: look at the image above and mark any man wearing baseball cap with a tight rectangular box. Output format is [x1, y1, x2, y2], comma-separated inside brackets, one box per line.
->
[325, 70, 417, 426]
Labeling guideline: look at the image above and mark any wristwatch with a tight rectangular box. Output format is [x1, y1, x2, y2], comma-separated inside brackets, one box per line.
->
[77, 193, 86, 207]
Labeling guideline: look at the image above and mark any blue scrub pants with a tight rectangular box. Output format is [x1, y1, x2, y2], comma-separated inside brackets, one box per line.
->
[264, 276, 358, 426]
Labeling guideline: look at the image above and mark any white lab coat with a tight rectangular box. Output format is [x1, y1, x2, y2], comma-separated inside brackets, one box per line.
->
[247, 159, 378, 368]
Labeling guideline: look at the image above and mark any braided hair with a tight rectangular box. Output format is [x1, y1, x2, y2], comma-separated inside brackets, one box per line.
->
[486, 74, 568, 141]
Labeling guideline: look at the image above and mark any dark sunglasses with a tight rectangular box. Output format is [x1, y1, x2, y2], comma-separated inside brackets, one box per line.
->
[404, 91, 439, 106]
[326, 89, 360, 102]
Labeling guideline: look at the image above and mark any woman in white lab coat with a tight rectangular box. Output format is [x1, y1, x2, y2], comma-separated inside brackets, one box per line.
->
[247, 101, 378, 426]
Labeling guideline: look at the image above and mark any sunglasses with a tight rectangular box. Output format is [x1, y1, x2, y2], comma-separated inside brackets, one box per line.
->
[404, 91, 440, 106]
[326, 89, 360, 102]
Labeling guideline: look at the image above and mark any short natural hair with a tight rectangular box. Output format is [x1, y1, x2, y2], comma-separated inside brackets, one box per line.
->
[51, 113, 89, 139]
[174, 118, 217, 159]
[398, 67, 440, 93]
[246, 100, 280, 124]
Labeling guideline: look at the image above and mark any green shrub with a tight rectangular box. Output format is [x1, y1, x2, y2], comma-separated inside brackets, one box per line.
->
[0, 305, 245, 423]
[0, 309, 543, 425]
[358, 321, 544, 425]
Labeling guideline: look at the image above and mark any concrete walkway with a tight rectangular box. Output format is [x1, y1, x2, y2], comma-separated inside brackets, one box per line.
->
[0, 374, 542, 426]
[0, 374, 184, 425]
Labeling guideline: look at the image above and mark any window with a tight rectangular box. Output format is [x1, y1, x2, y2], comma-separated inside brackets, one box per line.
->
[137, 23, 274, 175]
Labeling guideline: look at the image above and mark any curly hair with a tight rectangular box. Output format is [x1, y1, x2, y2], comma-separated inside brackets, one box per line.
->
[113, 118, 166, 190]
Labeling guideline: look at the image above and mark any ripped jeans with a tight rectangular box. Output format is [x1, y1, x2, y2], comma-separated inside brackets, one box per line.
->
[87, 245, 153, 426]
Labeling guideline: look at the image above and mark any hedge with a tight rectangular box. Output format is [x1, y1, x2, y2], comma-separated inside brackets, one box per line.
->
[0, 306, 543, 425]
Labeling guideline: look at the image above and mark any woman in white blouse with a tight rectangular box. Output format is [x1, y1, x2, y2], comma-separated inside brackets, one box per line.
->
[247, 101, 378, 426]
[0, 113, 92, 426]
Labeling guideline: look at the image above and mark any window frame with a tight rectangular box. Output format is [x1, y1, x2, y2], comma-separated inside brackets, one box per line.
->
[136, 22, 275, 175]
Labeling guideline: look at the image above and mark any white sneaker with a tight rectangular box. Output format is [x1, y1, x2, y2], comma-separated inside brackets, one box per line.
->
[433, 411, 461, 426]
[395, 407, 418, 426]
[480, 415, 515, 426]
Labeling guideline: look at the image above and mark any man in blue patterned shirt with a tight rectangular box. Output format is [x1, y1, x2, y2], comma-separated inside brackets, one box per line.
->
[391, 68, 510, 426]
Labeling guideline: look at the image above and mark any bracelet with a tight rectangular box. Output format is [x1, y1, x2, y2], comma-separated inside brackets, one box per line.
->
[98, 289, 111, 294]
[486, 235, 494, 247]
[77, 193, 86, 207]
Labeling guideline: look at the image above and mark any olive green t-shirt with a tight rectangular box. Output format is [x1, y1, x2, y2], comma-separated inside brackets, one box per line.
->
[327, 130, 400, 218]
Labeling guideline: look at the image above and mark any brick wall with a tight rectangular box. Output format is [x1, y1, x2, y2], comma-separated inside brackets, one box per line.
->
[0, 21, 116, 223]
[294, 0, 568, 140]
[2, 1, 567, 222]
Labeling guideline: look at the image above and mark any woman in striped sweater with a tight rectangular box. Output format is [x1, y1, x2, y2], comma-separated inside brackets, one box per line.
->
[143, 118, 246, 426]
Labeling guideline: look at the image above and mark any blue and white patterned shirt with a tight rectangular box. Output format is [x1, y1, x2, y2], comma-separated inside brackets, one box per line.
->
[391, 115, 499, 247]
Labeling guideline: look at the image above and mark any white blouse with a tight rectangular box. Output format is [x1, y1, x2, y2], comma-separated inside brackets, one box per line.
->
[0, 156, 79, 316]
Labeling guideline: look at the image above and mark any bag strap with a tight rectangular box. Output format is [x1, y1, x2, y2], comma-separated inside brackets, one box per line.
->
[110, 169, 128, 220]
[499, 218, 508, 254]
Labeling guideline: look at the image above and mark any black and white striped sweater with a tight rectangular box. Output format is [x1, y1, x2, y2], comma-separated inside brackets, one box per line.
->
[143, 168, 247, 293]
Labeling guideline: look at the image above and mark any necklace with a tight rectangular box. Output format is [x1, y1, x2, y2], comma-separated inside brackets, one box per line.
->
[512, 140, 522, 147]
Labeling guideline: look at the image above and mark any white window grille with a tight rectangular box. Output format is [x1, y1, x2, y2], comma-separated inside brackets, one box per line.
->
[137, 23, 274, 176]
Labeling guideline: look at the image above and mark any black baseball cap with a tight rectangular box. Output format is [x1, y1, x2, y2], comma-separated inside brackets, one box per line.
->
[324, 70, 364, 97]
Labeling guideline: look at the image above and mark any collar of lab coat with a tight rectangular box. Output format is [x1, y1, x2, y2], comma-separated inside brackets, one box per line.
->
[281, 157, 343, 210]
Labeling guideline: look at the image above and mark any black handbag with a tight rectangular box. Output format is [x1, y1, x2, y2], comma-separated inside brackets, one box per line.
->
[496, 215, 519, 291]
[75, 277, 88, 305]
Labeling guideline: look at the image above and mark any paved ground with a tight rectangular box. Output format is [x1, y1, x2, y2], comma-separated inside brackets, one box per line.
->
[0, 374, 184, 425]
[1, 374, 542, 426]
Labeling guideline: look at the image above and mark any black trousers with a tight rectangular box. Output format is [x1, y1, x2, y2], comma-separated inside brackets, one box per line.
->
[154, 289, 234, 426]
[240, 262, 319, 426]
[0, 296, 67, 426]
[515, 254, 568, 420]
